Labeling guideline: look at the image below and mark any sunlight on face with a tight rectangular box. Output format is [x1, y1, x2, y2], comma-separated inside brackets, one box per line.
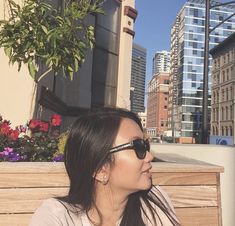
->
[109, 118, 153, 194]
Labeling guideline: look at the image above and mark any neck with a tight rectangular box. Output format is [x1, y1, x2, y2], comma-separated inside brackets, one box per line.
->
[88, 183, 129, 225]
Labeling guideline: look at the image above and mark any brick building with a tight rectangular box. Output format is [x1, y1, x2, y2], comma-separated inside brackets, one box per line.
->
[146, 72, 169, 138]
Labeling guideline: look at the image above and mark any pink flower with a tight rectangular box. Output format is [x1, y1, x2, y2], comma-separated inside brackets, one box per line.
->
[16, 125, 27, 133]
[51, 114, 62, 126]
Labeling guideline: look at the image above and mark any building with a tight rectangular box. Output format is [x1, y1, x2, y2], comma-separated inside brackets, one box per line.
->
[130, 43, 147, 113]
[0, 0, 137, 128]
[210, 32, 235, 145]
[146, 72, 169, 138]
[152, 51, 170, 75]
[168, 0, 235, 142]
[138, 111, 147, 129]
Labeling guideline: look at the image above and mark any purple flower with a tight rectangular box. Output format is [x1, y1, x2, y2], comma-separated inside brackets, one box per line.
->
[0, 147, 13, 156]
[8, 152, 21, 162]
[0, 147, 20, 161]
[53, 154, 63, 162]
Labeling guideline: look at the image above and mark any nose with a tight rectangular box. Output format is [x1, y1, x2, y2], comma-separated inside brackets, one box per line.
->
[144, 151, 154, 162]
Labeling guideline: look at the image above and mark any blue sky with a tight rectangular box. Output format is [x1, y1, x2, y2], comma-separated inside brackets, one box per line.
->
[134, 0, 186, 83]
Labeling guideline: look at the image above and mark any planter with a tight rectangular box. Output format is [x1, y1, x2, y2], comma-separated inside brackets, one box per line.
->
[0, 154, 223, 226]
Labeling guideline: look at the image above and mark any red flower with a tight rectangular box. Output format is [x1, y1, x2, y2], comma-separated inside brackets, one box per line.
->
[28, 120, 40, 130]
[9, 130, 20, 140]
[51, 114, 61, 126]
[40, 122, 49, 132]
[0, 122, 11, 135]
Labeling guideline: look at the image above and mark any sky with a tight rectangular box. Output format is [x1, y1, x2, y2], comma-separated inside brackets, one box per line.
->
[133, 0, 229, 86]
[134, 0, 186, 84]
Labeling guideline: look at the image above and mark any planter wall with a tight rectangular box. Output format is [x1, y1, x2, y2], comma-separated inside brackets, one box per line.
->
[0, 154, 223, 226]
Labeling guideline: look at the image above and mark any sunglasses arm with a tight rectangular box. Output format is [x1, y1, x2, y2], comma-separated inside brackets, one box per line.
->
[109, 141, 133, 153]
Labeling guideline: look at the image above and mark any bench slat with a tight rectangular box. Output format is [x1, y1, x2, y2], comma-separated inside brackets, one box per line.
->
[152, 172, 217, 185]
[176, 207, 219, 226]
[162, 185, 218, 207]
[0, 174, 69, 188]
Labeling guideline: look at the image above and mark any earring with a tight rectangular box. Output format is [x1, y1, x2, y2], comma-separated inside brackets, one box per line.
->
[102, 175, 108, 185]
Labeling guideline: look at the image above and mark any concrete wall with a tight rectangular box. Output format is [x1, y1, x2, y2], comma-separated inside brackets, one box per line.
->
[116, 0, 135, 109]
[151, 143, 235, 226]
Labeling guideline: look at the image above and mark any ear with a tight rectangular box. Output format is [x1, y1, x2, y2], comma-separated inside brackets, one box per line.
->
[94, 164, 110, 184]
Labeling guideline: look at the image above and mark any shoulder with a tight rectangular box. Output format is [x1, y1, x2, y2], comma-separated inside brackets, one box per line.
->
[29, 198, 84, 226]
[149, 185, 175, 211]
[141, 185, 179, 225]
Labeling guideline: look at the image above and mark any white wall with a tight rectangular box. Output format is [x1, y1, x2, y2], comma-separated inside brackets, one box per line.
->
[151, 143, 235, 226]
[0, 0, 35, 127]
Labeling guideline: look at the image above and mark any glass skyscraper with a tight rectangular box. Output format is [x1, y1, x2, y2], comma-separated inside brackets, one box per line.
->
[131, 43, 147, 113]
[168, 0, 235, 139]
[152, 51, 170, 75]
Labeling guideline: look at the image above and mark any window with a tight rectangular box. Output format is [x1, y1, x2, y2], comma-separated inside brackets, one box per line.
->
[231, 106, 233, 120]
[222, 71, 225, 82]
[225, 106, 228, 120]
[222, 89, 224, 100]
[226, 69, 229, 80]
[221, 107, 224, 120]
[164, 106, 167, 109]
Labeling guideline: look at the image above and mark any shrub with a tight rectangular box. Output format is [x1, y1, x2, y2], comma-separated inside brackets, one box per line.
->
[0, 114, 66, 162]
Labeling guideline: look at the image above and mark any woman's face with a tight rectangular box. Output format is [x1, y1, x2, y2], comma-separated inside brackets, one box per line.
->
[108, 118, 154, 194]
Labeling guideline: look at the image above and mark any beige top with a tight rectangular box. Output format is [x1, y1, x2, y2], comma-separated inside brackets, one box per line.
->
[29, 186, 178, 226]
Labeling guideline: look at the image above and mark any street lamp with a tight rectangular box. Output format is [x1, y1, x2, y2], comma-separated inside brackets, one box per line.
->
[202, 0, 235, 144]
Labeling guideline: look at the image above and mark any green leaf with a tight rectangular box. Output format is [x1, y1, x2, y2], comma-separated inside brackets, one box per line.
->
[68, 70, 73, 80]
[28, 61, 36, 79]
[41, 25, 48, 34]
[4, 47, 12, 58]
[74, 58, 79, 72]
[67, 65, 74, 72]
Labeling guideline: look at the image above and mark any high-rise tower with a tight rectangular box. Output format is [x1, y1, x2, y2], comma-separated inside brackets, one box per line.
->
[168, 0, 235, 141]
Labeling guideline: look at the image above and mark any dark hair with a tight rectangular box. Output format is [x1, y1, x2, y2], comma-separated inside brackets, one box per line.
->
[59, 107, 180, 226]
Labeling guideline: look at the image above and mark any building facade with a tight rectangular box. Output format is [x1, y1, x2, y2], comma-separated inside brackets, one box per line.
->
[130, 43, 147, 113]
[210, 32, 235, 145]
[168, 0, 235, 141]
[138, 111, 147, 129]
[146, 72, 169, 138]
[0, 0, 137, 128]
[152, 51, 170, 75]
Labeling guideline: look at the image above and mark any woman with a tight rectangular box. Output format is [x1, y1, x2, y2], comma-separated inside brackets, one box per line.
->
[30, 107, 180, 226]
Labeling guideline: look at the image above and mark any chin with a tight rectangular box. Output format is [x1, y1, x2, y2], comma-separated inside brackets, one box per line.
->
[139, 178, 152, 191]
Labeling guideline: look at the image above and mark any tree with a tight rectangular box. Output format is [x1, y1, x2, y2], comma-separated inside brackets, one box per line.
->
[0, 0, 103, 82]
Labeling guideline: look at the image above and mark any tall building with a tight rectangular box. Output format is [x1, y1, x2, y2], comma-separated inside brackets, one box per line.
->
[210, 32, 235, 145]
[130, 43, 147, 113]
[146, 72, 169, 138]
[152, 51, 170, 75]
[168, 0, 235, 141]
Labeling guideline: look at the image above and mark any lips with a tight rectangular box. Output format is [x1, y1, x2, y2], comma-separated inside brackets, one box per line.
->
[142, 165, 152, 173]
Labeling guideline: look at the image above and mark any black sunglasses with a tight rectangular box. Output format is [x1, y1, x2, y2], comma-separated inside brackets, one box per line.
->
[109, 138, 150, 159]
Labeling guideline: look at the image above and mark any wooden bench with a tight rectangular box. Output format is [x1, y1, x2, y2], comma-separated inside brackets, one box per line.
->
[0, 153, 223, 226]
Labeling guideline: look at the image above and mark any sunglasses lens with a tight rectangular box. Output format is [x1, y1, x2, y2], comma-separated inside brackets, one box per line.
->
[133, 139, 150, 159]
